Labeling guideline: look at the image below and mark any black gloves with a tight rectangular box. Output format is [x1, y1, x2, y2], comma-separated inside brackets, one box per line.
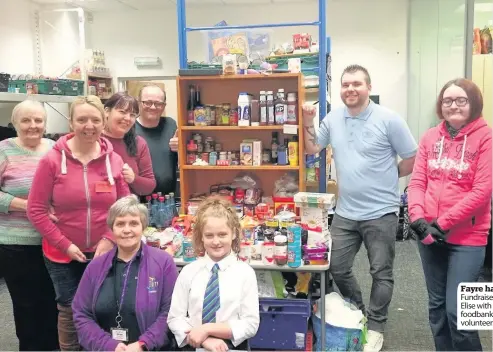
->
[410, 218, 447, 245]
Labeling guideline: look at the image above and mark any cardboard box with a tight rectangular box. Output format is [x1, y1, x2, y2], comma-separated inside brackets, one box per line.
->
[240, 142, 253, 165]
[294, 192, 335, 241]
[243, 139, 262, 166]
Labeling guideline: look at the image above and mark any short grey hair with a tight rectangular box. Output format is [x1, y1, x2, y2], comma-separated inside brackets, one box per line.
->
[11, 100, 47, 127]
[107, 195, 148, 230]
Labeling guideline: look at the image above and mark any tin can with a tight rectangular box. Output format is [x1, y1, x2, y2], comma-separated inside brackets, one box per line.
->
[239, 242, 251, 262]
[262, 149, 271, 164]
[229, 109, 238, 126]
[183, 238, 196, 262]
[205, 105, 212, 125]
[215, 105, 223, 125]
[209, 151, 217, 166]
[194, 106, 207, 126]
[209, 106, 216, 126]
[187, 152, 197, 165]
[262, 242, 275, 265]
[221, 104, 230, 125]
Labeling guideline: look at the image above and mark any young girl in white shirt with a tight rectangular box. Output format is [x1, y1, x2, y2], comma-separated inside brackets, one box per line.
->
[167, 197, 260, 351]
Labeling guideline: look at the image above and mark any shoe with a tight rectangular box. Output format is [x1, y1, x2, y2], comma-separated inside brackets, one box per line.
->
[363, 330, 384, 352]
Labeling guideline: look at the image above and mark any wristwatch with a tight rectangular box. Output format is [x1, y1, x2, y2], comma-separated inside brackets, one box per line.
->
[138, 341, 148, 351]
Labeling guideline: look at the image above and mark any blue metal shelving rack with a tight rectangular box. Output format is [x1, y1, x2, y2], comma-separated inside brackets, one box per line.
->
[176, 0, 329, 194]
[176, 2, 330, 350]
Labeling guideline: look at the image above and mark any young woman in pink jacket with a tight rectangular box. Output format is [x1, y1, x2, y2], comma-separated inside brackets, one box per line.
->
[27, 96, 130, 350]
[408, 78, 492, 351]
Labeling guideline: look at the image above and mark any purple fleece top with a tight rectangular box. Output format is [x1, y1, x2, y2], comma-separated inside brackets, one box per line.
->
[72, 244, 178, 351]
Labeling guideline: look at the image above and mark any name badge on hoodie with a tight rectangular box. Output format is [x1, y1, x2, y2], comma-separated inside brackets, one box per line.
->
[95, 181, 113, 193]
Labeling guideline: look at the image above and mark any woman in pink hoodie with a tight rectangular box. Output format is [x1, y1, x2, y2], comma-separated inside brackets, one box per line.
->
[27, 96, 130, 351]
[408, 78, 492, 351]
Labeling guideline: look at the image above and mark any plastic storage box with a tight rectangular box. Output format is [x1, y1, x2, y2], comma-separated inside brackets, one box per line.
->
[249, 298, 311, 350]
[62, 79, 84, 96]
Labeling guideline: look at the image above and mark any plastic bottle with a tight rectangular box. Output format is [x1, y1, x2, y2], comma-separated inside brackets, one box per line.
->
[266, 91, 275, 125]
[169, 192, 178, 217]
[274, 89, 287, 125]
[288, 136, 299, 166]
[187, 85, 196, 126]
[157, 196, 166, 229]
[259, 91, 267, 125]
[146, 195, 152, 227]
[237, 92, 250, 126]
[151, 194, 158, 226]
[271, 132, 279, 164]
[164, 195, 173, 227]
[286, 92, 298, 125]
[277, 140, 288, 165]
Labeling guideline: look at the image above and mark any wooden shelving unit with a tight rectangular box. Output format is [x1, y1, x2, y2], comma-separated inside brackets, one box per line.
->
[176, 73, 306, 213]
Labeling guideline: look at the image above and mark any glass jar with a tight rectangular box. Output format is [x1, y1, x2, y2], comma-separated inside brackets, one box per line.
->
[274, 234, 288, 266]
[221, 103, 231, 125]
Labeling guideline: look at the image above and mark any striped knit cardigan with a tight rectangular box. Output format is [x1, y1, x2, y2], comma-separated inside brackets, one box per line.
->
[0, 138, 55, 245]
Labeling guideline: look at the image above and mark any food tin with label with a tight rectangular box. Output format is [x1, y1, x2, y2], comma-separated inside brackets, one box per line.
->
[209, 151, 217, 166]
[262, 242, 275, 265]
[239, 242, 251, 263]
[183, 238, 197, 262]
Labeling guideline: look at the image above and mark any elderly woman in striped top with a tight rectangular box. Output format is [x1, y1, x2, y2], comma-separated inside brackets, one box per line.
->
[0, 100, 59, 351]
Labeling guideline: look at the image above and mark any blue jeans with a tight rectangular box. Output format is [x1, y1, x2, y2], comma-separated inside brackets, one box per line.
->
[418, 242, 485, 351]
[44, 258, 88, 307]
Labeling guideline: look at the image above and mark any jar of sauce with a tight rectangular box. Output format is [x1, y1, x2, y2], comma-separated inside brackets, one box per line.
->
[274, 234, 288, 266]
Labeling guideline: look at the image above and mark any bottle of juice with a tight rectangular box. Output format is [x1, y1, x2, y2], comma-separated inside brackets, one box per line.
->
[288, 136, 299, 166]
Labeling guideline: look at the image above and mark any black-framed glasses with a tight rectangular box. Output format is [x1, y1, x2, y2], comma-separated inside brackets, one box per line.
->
[442, 97, 468, 107]
[141, 100, 166, 109]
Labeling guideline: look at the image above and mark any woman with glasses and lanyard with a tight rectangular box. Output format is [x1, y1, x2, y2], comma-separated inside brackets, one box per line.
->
[135, 84, 179, 197]
[407, 78, 492, 351]
[103, 92, 156, 196]
[72, 195, 178, 352]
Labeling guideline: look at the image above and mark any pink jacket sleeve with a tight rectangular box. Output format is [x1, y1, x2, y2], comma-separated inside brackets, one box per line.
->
[130, 138, 156, 196]
[407, 133, 429, 222]
[27, 156, 72, 252]
[437, 133, 493, 230]
[103, 159, 131, 244]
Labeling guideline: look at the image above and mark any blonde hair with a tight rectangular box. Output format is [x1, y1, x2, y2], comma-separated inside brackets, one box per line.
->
[192, 196, 241, 256]
[107, 195, 148, 230]
[69, 95, 105, 122]
[11, 100, 47, 127]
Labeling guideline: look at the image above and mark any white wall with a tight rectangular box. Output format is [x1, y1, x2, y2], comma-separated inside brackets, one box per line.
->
[408, 0, 466, 141]
[0, 0, 36, 127]
[88, 0, 409, 120]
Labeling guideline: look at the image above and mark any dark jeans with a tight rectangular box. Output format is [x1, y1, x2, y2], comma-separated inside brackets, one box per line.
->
[44, 258, 88, 306]
[418, 241, 485, 351]
[0, 245, 59, 351]
[329, 212, 398, 333]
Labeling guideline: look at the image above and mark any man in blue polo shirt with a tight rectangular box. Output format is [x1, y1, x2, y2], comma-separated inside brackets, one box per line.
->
[303, 65, 417, 352]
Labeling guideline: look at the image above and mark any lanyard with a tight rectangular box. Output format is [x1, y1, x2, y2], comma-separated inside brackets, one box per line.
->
[114, 258, 134, 328]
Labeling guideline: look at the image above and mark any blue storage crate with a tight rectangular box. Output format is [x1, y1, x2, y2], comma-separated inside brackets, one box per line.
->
[250, 298, 311, 350]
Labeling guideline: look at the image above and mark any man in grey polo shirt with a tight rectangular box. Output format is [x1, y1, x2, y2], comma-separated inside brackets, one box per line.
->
[303, 65, 417, 352]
